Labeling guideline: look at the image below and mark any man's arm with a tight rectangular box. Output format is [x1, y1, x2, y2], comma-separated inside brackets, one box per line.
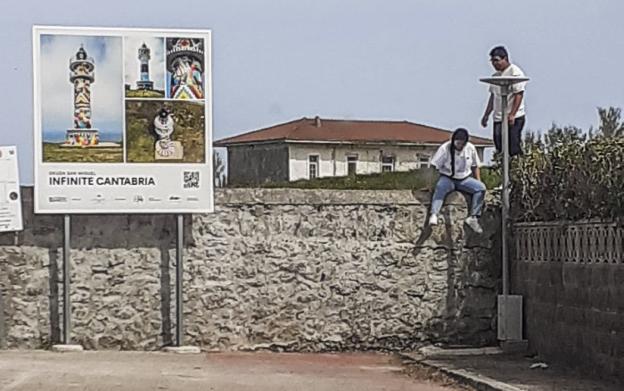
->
[481, 94, 494, 127]
[508, 91, 524, 123]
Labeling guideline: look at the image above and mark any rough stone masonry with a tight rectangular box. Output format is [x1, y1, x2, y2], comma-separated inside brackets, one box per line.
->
[0, 188, 500, 351]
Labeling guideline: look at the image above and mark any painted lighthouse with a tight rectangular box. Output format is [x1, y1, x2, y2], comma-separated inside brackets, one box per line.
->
[136, 43, 154, 90]
[65, 45, 99, 147]
[166, 38, 204, 99]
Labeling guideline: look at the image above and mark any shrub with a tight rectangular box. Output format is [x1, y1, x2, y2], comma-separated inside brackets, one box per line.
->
[511, 123, 624, 222]
[248, 166, 501, 191]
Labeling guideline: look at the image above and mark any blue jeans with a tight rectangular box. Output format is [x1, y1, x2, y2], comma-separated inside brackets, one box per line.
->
[430, 175, 486, 217]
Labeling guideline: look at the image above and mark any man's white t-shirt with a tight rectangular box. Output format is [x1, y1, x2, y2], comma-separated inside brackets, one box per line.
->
[431, 141, 481, 180]
[489, 63, 526, 122]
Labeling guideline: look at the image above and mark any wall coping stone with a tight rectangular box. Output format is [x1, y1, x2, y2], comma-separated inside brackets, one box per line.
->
[20, 186, 470, 207]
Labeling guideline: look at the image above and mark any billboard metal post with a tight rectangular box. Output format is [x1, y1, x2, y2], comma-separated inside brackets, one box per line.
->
[63, 214, 71, 344]
[176, 214, 183, 347]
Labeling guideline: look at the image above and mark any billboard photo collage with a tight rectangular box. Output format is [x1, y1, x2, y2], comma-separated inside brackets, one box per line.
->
[39, 33, 208, 164]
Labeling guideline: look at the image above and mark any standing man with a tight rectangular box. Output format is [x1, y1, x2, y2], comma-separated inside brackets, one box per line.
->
[481, 46, 527, 156]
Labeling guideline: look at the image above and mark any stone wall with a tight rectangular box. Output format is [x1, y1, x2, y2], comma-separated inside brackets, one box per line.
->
[0, 187, 500, 351]
[512, 222, 624, 381]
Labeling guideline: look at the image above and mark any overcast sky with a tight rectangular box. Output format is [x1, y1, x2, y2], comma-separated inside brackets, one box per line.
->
[2, 0, 623, 184]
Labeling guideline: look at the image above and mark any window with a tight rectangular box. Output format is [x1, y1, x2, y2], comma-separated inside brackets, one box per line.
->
[347, 155, 358, 175]
[308, 155, 319, 179]
[381, 156, 394, 172]
[418, 154, 430, 168]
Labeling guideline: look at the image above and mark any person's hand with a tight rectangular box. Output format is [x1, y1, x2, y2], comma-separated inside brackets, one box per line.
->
[508, 112, 516, 124]
[481, 115, 488, 128]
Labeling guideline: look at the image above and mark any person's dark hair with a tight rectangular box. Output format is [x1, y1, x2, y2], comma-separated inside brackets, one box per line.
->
[489, 46, 508, 59]
[450, 128, 469, 177]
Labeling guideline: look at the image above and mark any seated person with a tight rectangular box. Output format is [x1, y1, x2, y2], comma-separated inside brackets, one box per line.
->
[428, 128, 486, 233]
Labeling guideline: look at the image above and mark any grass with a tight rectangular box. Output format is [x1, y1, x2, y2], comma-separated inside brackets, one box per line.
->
[43, 143, 123, 163]
[125, 101, 205, 163]
[126, 89, 165, 98]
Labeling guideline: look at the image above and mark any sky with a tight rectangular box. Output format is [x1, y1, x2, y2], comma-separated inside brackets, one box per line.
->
[2, 0, 623, 184]
[40, 34, 123, 141]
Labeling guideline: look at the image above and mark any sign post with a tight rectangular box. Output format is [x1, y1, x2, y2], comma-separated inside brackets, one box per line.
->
[176, 214, 184, 347]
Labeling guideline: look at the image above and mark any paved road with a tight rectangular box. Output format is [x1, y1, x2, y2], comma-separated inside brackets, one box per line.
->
[0, 351, 461, 391]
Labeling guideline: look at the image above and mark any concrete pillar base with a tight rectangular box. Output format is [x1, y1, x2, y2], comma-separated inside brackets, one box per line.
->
[51, 344, 84, 352]
[162, 346, 201, 354]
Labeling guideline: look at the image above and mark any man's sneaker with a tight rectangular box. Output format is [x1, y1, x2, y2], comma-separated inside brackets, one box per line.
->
[428, 214, 438, 226]
[465, 216, 483, 234]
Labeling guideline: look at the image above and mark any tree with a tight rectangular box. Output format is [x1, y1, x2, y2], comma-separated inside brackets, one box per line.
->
[543, 123, 585, 149]
[597, 107, 624, 138]
[213, 151, 226, 187]
[523, 129, 543, 150]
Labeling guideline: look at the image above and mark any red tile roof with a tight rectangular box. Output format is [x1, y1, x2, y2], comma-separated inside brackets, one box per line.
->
[214, 117, 493, 147]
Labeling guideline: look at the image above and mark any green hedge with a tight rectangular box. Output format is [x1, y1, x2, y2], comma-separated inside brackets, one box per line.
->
[511, 132, 624, 222]
[241, 166, 500, 191]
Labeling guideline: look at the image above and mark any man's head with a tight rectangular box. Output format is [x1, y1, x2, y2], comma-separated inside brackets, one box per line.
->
[489, 46, 510, 71]
[452, 128, 469, 151]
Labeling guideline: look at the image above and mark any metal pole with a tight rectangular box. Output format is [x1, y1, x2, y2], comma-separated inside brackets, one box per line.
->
[501, 86, 510, 298]
[63, 214, 71, 344]
[480, 76, 528, 342]
[176, 214, 184, 347]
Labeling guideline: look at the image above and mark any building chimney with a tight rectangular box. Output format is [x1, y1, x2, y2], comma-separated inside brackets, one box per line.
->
[315, 116, 321, 127]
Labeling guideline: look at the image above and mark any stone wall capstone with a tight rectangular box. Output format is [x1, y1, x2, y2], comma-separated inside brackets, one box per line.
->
[0, 187, 500, 351]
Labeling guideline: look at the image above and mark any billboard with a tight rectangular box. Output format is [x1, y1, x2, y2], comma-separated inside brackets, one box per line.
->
[0, 146, 23, 232]
[32, 26, 213, 213]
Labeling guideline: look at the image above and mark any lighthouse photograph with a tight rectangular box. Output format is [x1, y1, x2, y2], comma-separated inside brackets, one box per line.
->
[39, 34, 123, 162]
[165, 37, 205, 100]
[124, 36, 165, 98]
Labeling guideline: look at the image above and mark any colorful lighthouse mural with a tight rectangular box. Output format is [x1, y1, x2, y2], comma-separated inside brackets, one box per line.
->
[65, 45, 99, 147]
[166, 38, 204, 100]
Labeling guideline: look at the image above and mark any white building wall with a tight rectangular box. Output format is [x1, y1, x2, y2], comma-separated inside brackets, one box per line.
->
[289, 144, 448, 181]
[289, 146, 335, 181]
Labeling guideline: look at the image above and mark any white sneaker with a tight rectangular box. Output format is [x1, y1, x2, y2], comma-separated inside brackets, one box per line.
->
[428, 214, 438, 226]
[465, 216, 483, 234]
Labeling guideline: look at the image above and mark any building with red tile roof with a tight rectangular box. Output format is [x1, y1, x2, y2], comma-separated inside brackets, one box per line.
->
[215, 117, 492, 185]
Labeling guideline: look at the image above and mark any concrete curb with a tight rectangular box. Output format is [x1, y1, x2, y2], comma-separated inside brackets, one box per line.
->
[416, 346, 504, 358]
[399, 353, 525, 391]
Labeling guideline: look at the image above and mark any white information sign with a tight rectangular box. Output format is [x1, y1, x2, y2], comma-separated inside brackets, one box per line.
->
[33, 26, 213, 213]
[0, 146, 23, 232]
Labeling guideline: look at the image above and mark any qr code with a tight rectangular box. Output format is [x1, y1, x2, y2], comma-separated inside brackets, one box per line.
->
[183, 171, 200, 189]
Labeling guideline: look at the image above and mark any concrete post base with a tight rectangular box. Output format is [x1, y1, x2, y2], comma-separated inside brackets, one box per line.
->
[162, 346, 201, 354]
[51, 344, 84, 352]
